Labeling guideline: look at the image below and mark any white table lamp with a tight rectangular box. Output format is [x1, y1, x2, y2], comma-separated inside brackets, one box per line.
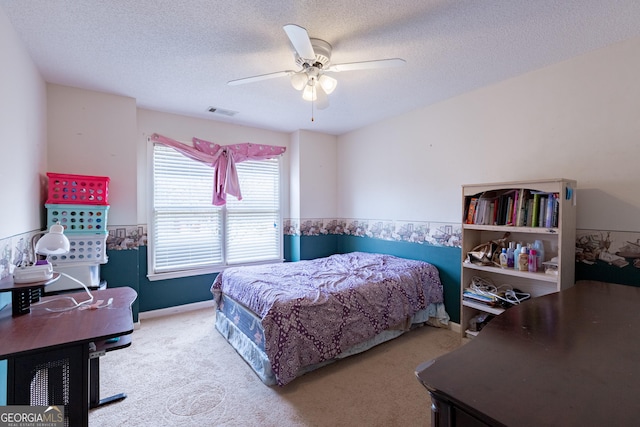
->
[13, 223, 70, 283]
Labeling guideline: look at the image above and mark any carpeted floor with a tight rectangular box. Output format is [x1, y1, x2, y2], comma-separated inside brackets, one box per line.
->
[89, 305, 462, 426]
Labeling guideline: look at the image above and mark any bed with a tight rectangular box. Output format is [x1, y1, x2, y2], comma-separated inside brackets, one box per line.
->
[210, 252, 449, 386]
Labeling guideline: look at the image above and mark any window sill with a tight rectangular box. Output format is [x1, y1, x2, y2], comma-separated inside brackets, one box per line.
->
[147, 258, 284, 282]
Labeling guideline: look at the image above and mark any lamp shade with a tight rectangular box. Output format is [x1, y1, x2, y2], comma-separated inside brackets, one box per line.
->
[302, 82, 317, 101]
[318, 74, 337, 94]
[291, 72, 308, 91]
[35, 223, 70, 255]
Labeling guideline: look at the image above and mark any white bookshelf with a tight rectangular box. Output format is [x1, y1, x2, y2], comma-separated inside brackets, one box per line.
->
[460, 178, 577, 338]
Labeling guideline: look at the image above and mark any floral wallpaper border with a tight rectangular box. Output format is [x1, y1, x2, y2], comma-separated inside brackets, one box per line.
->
[576, 229, 640, 269]
[284, 218, 463, 248]
[0, 226, 148, 281]
[3, 224, 640, 281]
[0, 231, 34, 281]
[105, 225, 147, 250]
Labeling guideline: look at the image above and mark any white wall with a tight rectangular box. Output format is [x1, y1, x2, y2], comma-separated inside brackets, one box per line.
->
[297, 130, 337, 219]
[0, 6, 47, 237]
[47, 84, 138, 226]
[337, 37, 640, 232]
[136, 109, 292, 224]
[289, 132, 301, 220]
[0, 7, 47, 398]
[6, 9, 638, 239]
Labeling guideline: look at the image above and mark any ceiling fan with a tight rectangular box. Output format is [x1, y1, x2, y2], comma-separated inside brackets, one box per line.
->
[228, 24, 406, 111]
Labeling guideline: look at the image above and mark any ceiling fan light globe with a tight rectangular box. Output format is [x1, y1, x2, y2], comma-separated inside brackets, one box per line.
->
[291, 73, 308, 91]
[318, 74, 337, 94]
[302, 84, 317, 101]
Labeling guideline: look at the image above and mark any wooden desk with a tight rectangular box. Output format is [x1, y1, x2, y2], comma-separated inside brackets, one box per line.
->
[416, 281, 640, 427]
[0, 286, 137, 427]
[0, 272, 61, 316]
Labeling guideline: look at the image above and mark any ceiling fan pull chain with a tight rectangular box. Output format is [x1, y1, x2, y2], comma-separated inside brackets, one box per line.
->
[311, 85, 315, 122]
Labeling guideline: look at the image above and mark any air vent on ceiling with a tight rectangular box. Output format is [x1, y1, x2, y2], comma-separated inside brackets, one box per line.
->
[208, 107, 238, 117]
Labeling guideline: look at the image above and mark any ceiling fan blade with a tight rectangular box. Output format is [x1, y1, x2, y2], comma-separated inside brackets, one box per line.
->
[327, 58, 406, 73]
[227, 70, 293, 86]
[283, 24, 316, 62]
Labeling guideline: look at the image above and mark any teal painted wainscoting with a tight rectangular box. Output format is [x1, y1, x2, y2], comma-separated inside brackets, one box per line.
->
[101, 249, 141, 322]
[575, 260, 640, 286]
[102, 221, 462, 318]
[337, 235, 461, 324]
[284, 234, 300, 262]
[136, 246, 215, 313]
[284, 234, 339, 262]
[103, 247, 216, 317]
[575, 230, 640, 286]
[300, 235, 339, 261]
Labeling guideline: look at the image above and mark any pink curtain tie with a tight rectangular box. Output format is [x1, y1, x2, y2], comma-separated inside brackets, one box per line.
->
[150, 133, 285, 206]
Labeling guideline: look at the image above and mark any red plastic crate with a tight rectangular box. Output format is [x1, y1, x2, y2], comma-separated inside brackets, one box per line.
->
[46, 173, 110, 205]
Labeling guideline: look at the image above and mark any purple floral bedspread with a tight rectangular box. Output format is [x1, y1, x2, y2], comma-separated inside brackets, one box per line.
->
[211, 252, 443, 386]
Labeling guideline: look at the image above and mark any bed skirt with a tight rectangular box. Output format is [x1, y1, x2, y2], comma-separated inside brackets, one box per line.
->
[214, 295, 450, 386]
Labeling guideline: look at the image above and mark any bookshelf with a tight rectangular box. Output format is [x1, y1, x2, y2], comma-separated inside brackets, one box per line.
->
[460, 179, 577, 338]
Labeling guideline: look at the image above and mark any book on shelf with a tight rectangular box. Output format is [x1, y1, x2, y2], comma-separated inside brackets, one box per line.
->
[469, 191, 500, 225]
[515, 189, 530, 226]
[465, 189, 560, 227]
[465, 197, 478, 224]
[525, 198, 534, 227]
[463, 289, 499, 307]
[538, 196, 546, 227]
[544, 193, 559, 227]
[531, 193, 541, 227]
[504, 194, 514, 225]
[511, 190, 519, 226]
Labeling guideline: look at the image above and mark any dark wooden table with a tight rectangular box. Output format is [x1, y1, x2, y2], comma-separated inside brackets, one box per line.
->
[0, 272, 61, 316]
[0, 286, 137, 427]
[416, 281, 640, 427]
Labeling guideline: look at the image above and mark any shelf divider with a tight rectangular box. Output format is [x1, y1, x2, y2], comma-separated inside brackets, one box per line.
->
[462, 299, 505, 316]
[462, 261, 558, 283]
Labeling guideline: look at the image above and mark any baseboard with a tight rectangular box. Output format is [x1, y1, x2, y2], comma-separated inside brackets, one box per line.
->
[139, 299, 215, 321]
[449, 321, 461, 334]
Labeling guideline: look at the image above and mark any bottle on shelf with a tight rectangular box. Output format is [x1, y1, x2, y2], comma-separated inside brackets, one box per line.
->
[518, 247, 529, 271]
[528, 249, 538, 272]
[506, 242, 515, 268]
[533, 240, 545, 271]
[513, 243, 522, 269]
[499, 248, 508, 268]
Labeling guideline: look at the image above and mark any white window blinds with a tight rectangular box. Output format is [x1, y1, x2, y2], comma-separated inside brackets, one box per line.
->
[151, 144, 281, 275]
[226, 159, 281, 264]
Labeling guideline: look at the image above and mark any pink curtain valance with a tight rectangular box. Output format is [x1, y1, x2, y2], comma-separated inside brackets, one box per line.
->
[150, 133, 286, 206]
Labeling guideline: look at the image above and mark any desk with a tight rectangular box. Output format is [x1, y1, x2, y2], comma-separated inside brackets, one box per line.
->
[0, 272, 61, 316]
[0, 286, 137, 427]
[416, 281, 640, 427]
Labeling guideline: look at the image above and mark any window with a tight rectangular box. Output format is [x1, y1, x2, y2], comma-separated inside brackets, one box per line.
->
[150, 143, 282, 279]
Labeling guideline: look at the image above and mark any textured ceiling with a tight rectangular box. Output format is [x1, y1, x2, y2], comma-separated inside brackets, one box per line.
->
[2, 0, 640, 136]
